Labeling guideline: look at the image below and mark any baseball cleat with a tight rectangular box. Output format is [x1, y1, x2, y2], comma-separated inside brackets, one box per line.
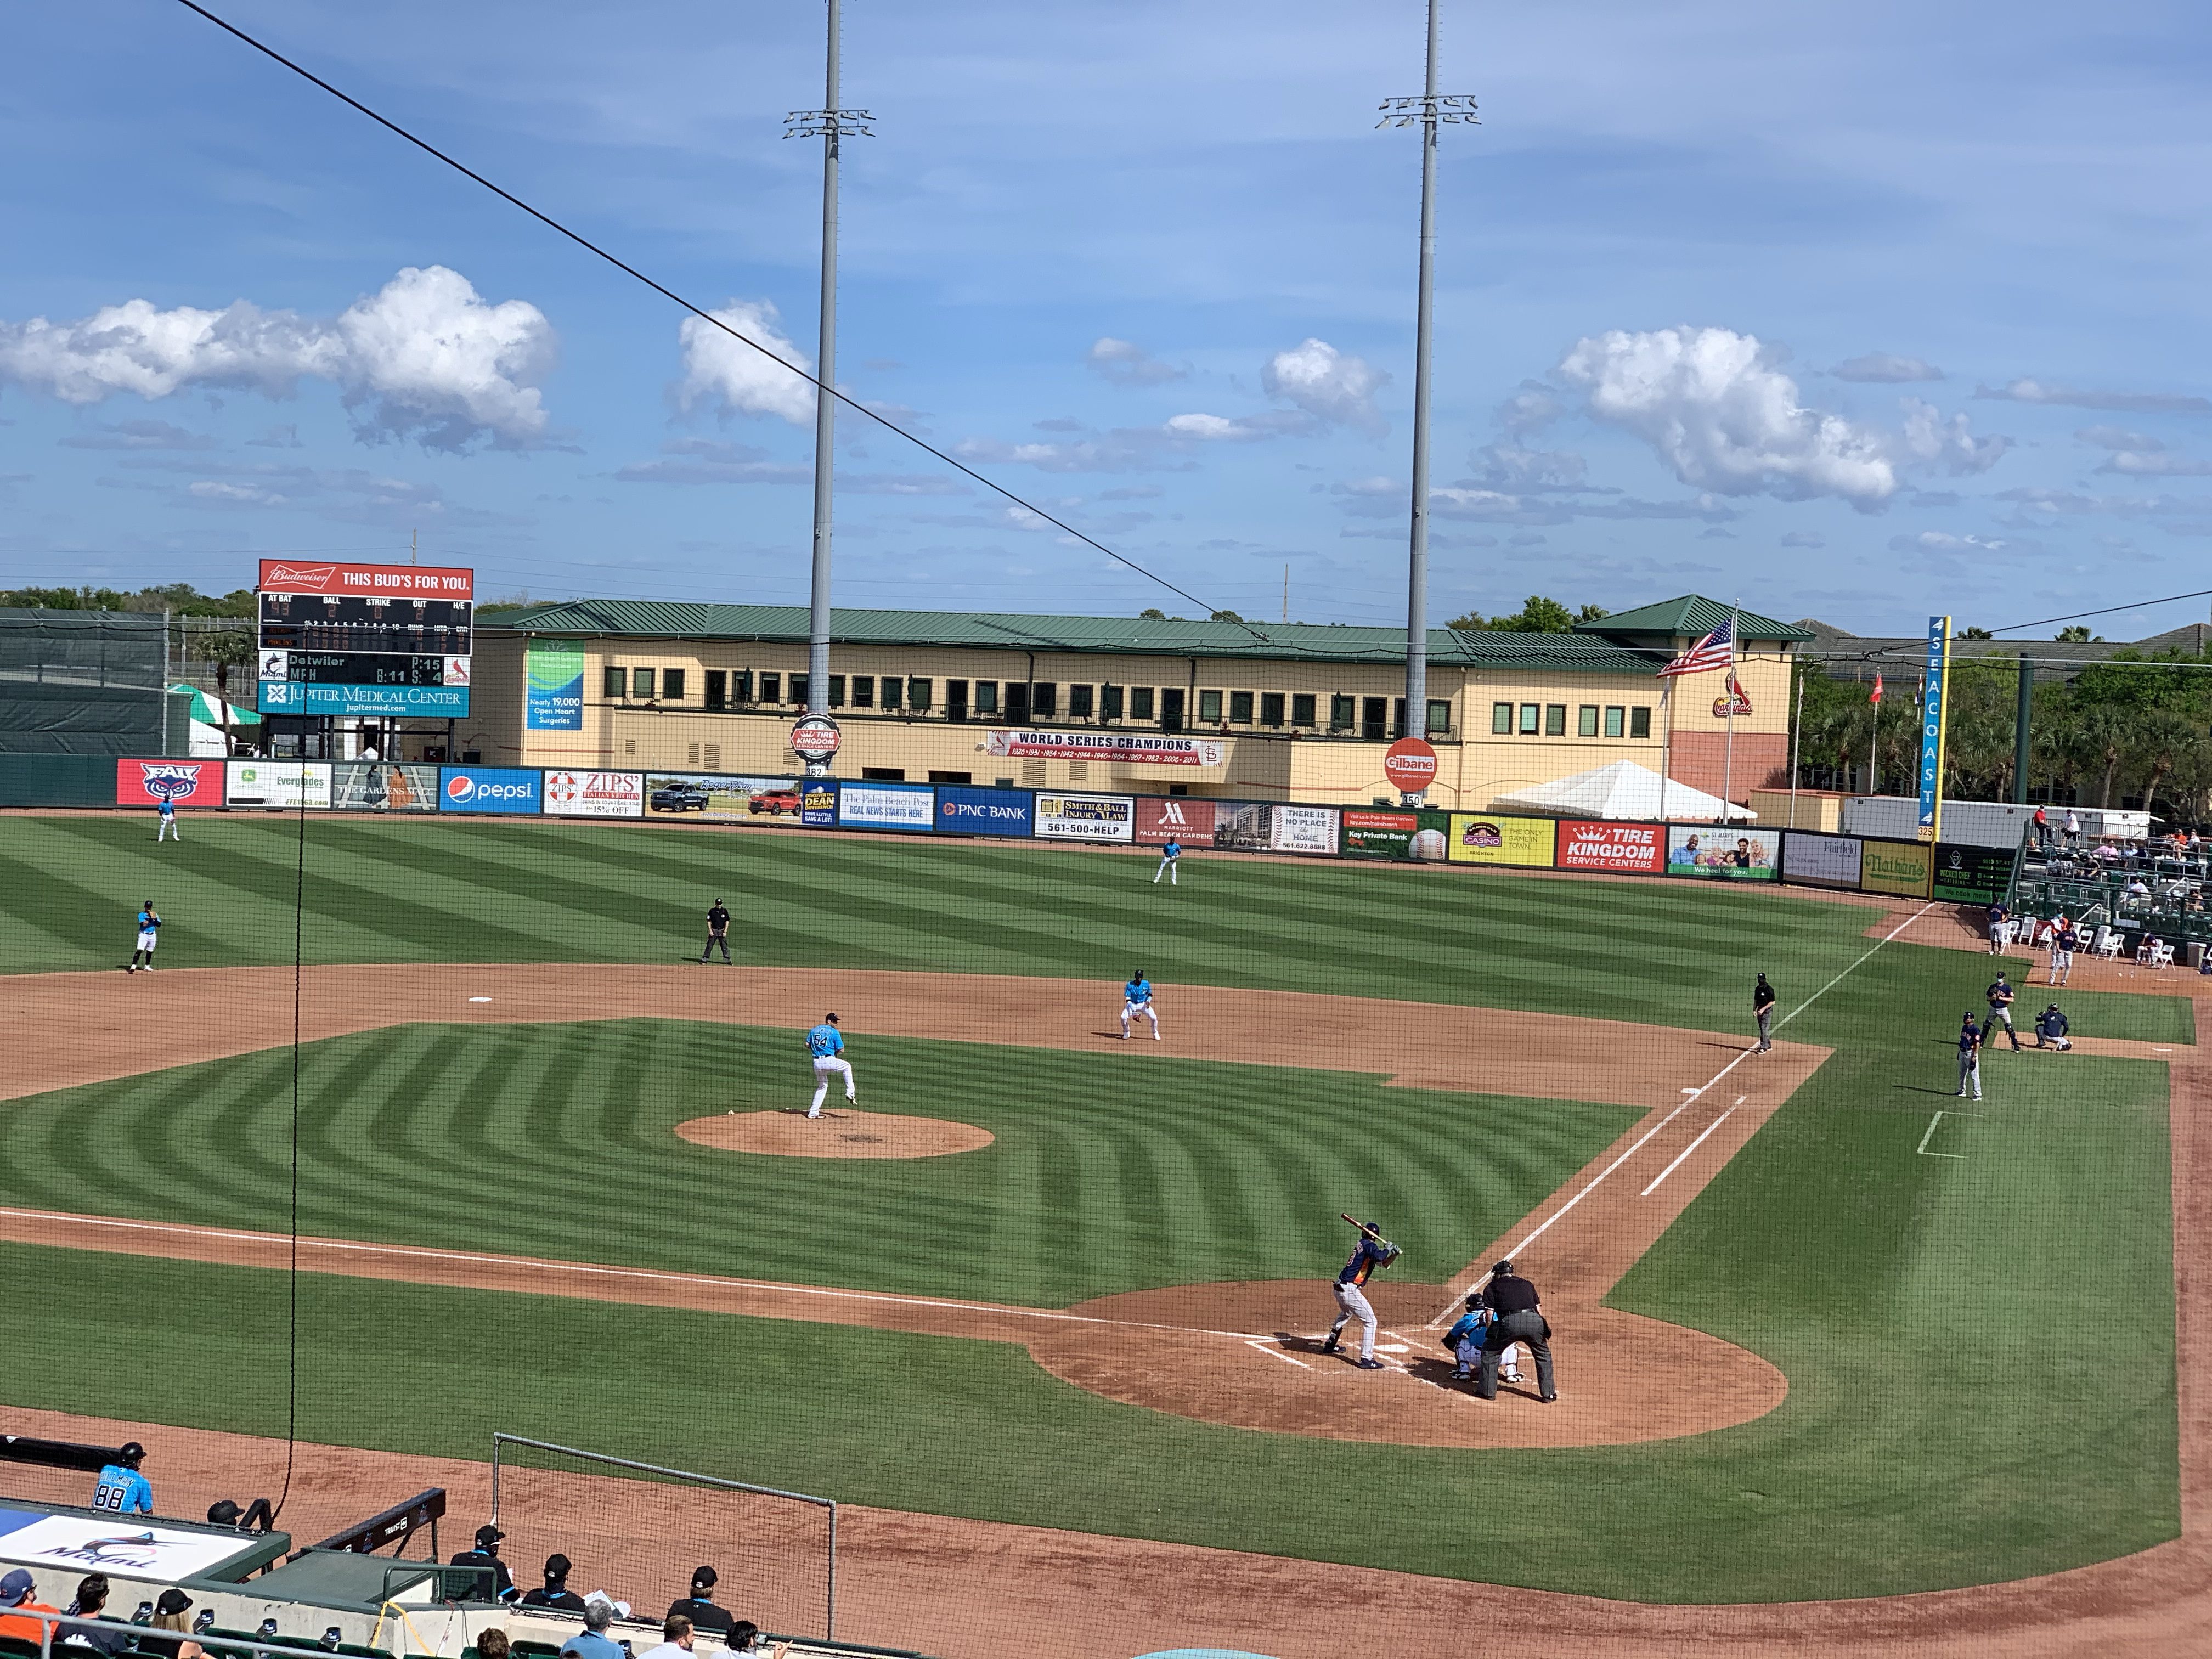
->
[1355, 1358, 1386, 1370]
[1320, 1336, 1340, 1354]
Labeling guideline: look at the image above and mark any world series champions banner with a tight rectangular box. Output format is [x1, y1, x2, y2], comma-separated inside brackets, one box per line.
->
[1918, 614, 1952, 842]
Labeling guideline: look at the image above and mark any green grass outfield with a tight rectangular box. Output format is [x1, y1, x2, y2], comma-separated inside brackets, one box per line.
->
[0, 813, 2190, 1599]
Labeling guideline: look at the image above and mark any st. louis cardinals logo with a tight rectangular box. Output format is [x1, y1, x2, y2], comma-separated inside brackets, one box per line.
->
[137, 763, 206, 802]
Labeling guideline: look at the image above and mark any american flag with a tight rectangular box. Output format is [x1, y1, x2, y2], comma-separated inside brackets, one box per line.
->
[1658, 617, 1735, 677]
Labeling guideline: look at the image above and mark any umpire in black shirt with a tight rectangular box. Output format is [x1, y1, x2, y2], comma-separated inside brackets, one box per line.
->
[1477, 1260, 1557, 1403]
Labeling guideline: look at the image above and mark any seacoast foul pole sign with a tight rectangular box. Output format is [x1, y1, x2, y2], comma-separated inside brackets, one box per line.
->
[1917, 614, 1951, 843]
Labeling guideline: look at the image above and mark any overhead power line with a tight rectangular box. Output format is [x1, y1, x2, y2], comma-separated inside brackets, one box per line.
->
[1988, 585, 2212, 639]
[168, 0, 1268, 644]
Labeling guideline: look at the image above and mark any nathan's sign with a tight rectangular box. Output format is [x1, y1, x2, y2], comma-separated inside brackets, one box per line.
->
[982, 730, 1226, 767]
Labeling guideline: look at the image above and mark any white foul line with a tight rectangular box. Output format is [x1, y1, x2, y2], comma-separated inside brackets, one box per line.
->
[1916, 1110, 1966, 1158]
[1640, 1101, 1741, 1197]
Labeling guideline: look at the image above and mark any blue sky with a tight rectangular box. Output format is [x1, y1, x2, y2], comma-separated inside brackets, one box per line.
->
[4, 0, 2209, 635]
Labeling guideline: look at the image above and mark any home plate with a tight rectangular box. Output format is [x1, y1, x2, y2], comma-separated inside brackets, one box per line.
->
[468, 997, 493, 1003]
[1376, 1343, 1410, 1353]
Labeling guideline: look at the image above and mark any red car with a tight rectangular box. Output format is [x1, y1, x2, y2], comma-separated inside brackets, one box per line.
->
[749, 789, 802, 816]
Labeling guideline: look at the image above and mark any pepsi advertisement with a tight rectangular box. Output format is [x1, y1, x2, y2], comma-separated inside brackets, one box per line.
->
[933, 786, 1032, 838]
[438, 766, 542, 814]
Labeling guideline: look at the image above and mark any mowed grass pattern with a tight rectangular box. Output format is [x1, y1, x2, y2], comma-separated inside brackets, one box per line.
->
[2, 1020, 1634, 1304]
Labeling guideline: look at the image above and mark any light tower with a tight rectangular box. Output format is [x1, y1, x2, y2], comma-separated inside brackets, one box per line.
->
[785, 0, 875, 733]
[1378, 0, 1475, 805]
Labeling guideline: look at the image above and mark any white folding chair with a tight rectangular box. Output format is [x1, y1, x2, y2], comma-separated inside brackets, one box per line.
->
[2149, 939, 2175, 969]
[2094, 929, 2123, 960]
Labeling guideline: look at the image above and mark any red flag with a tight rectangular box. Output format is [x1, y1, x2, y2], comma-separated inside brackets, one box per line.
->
[1870, 674, 1884, 706]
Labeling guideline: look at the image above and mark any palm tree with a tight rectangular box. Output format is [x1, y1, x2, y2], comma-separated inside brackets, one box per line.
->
[200, 629, 257, 754]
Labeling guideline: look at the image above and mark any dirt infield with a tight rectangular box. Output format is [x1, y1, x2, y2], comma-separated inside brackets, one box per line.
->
[677, 1110, 996, 1158]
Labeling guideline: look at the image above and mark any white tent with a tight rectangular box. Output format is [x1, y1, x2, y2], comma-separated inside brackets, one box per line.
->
[1487, 760, 1754, 822]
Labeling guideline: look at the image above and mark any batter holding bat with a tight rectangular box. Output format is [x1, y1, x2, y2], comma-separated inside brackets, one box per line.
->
[1321, 1212, 1399, 1370]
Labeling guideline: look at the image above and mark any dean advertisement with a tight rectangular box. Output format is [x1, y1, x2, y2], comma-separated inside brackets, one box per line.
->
[332, 761, 441, 812]
[1339, 808, 1449, 861]
[799, 782, 838, 827]
[1034, 792, 1136, 842]
[437, 766, 541, 815]
[1557, 819, 1664, 874]
[1667, 826, 1780, 879]
[642, 772, 804, 821]
[1781, 831, 1863, 889]
[837, 781, 936, 832]
[934, 786, 1034, 837]
[1933, 842, 2016, 905]
[1859, 838, 1935, 899]
[1447, 814, 1557, 868]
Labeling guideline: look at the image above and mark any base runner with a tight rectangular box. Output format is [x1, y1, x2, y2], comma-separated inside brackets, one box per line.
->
[127, 900, 161, 973]
[1322, 1214, 1399, 1370]
[806, 1013, 856, 1119]
[1120, 970, 1161, 1041]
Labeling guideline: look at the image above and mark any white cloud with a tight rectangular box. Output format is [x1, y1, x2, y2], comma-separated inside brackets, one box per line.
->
[1833, 352, 1943, 383]
[1976, 378, 2212, 415]
[1260, 337, 1388, 433]
[0, 267, 554, 452]
[616, 438, 808, 486]
[1889, 529, 2011, 553]
[1559, 326, 1897, 508]
[1086, 337, 1184, 387]
[2076, 425, 2160, 452]
[1900, 398, 2011, 475]
[2097, 450, 2212, 477]
[1470, 442, 1590, 490]
[59, 418, 216, 451]
[676, 300, 815, 425]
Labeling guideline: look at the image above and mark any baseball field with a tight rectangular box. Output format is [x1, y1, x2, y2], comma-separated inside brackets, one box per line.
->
[0, 811, 2201, 1656]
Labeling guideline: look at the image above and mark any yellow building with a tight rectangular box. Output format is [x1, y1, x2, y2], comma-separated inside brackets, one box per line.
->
[461, 596, 1808, 809]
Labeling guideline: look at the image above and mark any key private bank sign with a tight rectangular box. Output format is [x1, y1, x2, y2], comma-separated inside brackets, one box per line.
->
[256, 560, 475, 719]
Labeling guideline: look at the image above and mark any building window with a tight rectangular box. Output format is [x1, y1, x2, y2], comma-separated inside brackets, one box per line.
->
[789, 674, 809, 706]
[927, 770, 972, 785]
[1362, 697, 1389, 741]
[1426, 699, 1451, 734]
[1021, 760, 1047, 785]
[828, 675, 847, 708]
[631, 667, 656, 699]
[1069, 684, 1095, 718]
[1604, 705, 1626, 738]
[603, 666, 627, 699]
[1519, 703, 1540, 735]
[1261, 692, 1285, 727]
[1290, 692, 1314, 727]
[1032, 682, 1057, 718]
[1198, 689, 1223, 724]
[1006, 682, 1031, 723]
[687, 743, 699, 765]
[1545, 704, 1566, 736]
[946, 679, 969, 720]
[861, 767, 906, 781]
[1161, 687, 1186, 730]
[975, 680, 1000, 715]
[1331, 694, 1356, 732]
[1228, 690, 1254, 724]
[1578, 705, 1599, 737]
[1492, 702, 1513, 734]
[908, 677, 932, 710]
[732, 670, 753, 704]
[853, 675, 875, 708]
[705, 670, 727, 710]
[1101, 684, 1124, 720]
[1630, 705, 1652, 739]
[1395, 698, 1408, 739]
[703, 743, 719, 769]
[882, 676, 902, 710]
[759, 672, 781, 704]
[1130, 686, 1155, 721]
[661, 669, 685, 702]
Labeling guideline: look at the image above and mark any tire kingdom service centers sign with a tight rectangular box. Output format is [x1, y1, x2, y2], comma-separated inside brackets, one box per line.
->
[791, 715, 842, 773]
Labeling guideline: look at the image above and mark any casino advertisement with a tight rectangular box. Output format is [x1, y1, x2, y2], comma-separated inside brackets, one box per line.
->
[1666, 826, 1780, 879]
[114, 758, 224, 808]
[1338, 808, 1449, 861]
[1446, 814, 1557, 867]
[1557, 819, 1664, 874]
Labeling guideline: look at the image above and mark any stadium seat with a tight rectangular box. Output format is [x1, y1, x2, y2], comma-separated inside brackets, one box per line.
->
[0, 1638, 43, 1659]
[333, 1645, 393, 1659]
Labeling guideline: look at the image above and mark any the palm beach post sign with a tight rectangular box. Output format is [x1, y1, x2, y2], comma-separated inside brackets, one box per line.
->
[1917, 614, 1952, 843]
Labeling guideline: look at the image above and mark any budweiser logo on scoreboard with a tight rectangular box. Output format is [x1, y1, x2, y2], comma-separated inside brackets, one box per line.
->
[258, 560, 474, 597]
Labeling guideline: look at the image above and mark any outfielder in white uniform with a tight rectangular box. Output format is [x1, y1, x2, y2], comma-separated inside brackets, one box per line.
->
[1153, 839, 1181, 885]
[1120, 972, 1161, 1041]
[805, 1014, 856, 1119]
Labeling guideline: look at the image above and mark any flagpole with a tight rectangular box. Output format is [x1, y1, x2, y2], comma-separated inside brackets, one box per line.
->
[1660, 679, 1674, 822]
[1722, 601, 1740, 822]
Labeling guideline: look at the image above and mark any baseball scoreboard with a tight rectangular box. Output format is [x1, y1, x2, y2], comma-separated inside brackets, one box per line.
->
[256, 560, 474, 717]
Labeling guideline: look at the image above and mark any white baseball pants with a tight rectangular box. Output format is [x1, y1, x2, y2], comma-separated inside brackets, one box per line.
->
[157, 816, 181, 842]
[1330, 1282, 1376, 1361]
[1154, 856, 1177, 884]
[809, 1056, 854, 1117]
[1121, 1000, 1159, 1038]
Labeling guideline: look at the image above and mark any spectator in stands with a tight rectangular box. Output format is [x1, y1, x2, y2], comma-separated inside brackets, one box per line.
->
[2035, 1006, 2072, 1050]
[521, 1554, 586, 1613]
[137, 1591, 204, 1659]
[477, 1632, 510, 1659]
[558, 1600, 625, 1659]
[665, 1569, 733, 1637]
[0, 1568, 60, 1647]
[725, 1623, 761, 1655]
[452, 1525, 519, 1604]
[58, 1575, 128, 1655]
[637, 1615, 695, 1659]
[92, 1442, 153, 1515]
[2033, 805, 2050, 849]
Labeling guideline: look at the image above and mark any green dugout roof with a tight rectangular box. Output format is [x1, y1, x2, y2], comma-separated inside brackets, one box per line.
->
[1572, 594, 1814, 642]
[492, 600, 1678, 675]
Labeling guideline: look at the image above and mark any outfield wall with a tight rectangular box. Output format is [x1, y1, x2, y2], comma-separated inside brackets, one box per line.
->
[95, 756, 2008, 906]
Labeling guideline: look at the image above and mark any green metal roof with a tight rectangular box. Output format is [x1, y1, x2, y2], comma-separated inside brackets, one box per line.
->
[1575, 595, 1813, 642]
[492, 600, 1669, 675]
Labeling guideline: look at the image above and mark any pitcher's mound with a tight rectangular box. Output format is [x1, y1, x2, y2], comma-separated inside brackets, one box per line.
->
[676, 1110, 994, 1159]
